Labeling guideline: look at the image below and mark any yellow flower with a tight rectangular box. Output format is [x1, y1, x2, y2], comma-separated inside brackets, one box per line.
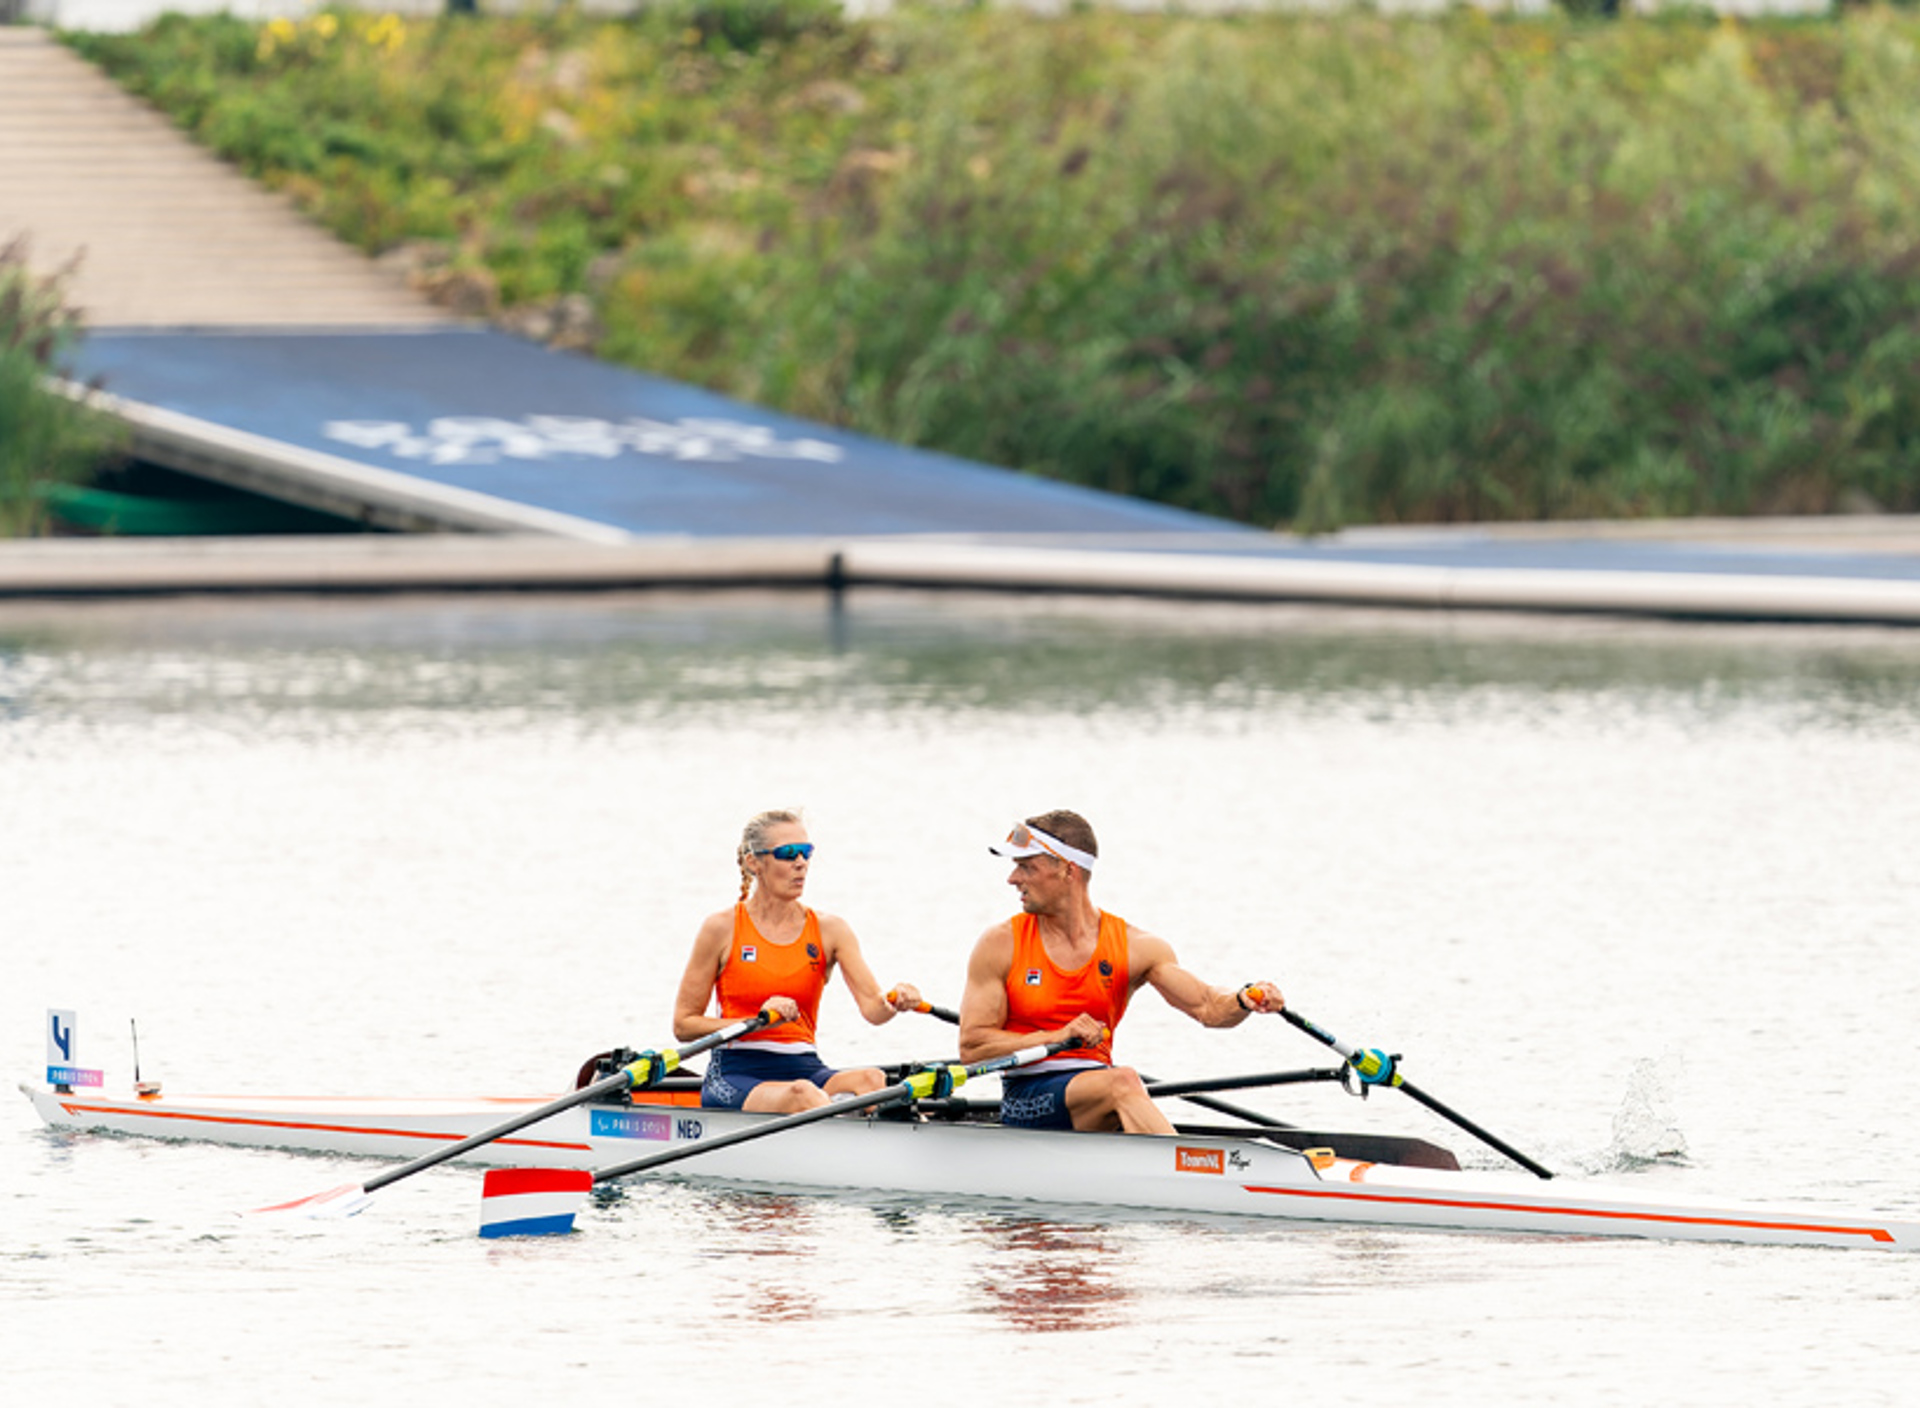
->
[313, 12, 339, 39]
[367, 13, 406, 52]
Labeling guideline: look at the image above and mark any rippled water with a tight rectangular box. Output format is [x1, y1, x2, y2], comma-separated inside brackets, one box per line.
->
[4, 591, 1919, 1405]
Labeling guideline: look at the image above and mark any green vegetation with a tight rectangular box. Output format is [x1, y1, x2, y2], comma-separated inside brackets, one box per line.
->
[0, 243, 123, 537]
[63, 7, 1920, 531]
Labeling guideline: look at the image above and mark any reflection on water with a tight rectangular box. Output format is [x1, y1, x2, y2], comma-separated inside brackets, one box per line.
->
[715, 1191, 819, 1254]
[672, 1188, 824, 1322]
[725, 1194, 823, 1324]
[970, 1219, 1130, 1334]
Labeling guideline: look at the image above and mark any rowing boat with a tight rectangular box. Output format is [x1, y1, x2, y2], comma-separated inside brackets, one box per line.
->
[19, 1078, 1919, 1251]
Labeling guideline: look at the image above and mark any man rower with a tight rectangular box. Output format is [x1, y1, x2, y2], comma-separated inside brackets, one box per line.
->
[957, 809, 1286, 1134]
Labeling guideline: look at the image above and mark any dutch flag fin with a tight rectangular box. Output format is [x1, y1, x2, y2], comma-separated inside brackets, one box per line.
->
[478, 1167, 593, 1239]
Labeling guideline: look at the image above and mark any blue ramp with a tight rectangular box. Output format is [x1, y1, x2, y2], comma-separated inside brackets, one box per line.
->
[72, 329, 1251, 541]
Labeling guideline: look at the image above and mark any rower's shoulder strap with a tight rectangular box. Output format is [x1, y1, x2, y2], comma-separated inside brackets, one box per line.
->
[1008, 911, 1039, 962]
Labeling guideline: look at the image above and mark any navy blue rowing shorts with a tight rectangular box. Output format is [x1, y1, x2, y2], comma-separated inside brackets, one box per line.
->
[702, 1045, 837, 1110]
[998, 1070, 1083, 1130]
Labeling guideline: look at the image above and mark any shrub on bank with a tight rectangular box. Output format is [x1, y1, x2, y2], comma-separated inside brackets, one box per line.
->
[65, 8, 1920, 529]
[0, 244, 122, 537]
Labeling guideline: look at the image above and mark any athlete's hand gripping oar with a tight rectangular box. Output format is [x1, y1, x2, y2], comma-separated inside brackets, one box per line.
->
[1264, 995, 1554, 1180]
[889, 990, 960, 1025]
[252, 1012, 780, 1218]
[589, 1034, 1087, 1186]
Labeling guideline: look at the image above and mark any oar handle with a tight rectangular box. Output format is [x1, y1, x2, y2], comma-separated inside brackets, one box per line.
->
[619, 1010, 780, 1089]
[593, 1035, 1082, 1184]
[890, 991, 961, 1025]
[1277, 1005, 1555, 1181]
[361, 1013, 774, 1196]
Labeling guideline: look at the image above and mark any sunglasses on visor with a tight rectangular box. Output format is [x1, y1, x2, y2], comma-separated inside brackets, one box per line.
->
[1006, 824, 1064, 860]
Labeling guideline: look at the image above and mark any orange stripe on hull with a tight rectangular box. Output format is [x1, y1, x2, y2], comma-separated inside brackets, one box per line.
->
[55, 1102, 591, 1152]
[1243, 1183, 1896, 1243]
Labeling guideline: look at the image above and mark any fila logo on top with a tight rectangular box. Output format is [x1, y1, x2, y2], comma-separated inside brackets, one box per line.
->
[1175, 1146, 1225, 1175]
[1024, 969, 1042, 986]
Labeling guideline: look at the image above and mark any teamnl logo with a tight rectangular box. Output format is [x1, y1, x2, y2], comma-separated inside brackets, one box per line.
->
[1174, 1145, 1225, 1175]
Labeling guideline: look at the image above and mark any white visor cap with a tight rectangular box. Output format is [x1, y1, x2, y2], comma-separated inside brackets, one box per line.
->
[988, 822, 1097, 871]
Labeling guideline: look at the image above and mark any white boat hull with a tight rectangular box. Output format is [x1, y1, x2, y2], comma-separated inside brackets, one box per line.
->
[20, 1081, 1919, 1252]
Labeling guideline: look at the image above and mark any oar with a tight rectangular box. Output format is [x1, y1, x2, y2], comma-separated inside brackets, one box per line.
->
[1268, 998, 1555, 1180]
[889, 991, 960, 1025]
[590, 1035, 1086, 1187]
[253, 1012, 778, 1218]
[476, 1036, 1088, 1237]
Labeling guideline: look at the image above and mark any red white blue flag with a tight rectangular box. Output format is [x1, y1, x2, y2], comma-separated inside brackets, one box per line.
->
[478, 1167, 593, 1239]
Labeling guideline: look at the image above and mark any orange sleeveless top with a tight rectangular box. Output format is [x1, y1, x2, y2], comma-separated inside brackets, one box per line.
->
[714, 904, 827, 1050]
[1004, 911, 1131, 1071]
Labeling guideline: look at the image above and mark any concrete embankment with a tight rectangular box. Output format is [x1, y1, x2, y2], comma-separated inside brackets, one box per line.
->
[7, 526, 1920, 626]
[1, 26, 450, 328]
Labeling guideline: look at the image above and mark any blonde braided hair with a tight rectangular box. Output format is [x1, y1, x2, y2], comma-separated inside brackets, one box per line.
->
[737, 808, 803, 901]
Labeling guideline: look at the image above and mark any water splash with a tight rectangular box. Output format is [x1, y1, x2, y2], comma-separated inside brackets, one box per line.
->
[1608, 1057, 1690, 1169]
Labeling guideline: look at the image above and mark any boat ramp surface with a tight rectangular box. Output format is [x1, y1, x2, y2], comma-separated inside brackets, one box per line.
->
[21, 322, 1920, 623]
[39, 319, 1920, 626]
[64, 328, 1235, 543]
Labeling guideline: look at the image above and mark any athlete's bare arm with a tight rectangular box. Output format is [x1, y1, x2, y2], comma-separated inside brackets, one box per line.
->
[818, 914, 917, 1025]
[957, 923, 1019, 1062]
[672, 909, 765, 1041]
[1131, 929, 1284, 1027]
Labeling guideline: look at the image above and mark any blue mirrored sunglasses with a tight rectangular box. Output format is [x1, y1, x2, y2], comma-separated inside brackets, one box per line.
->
[753, 843, 815, 862]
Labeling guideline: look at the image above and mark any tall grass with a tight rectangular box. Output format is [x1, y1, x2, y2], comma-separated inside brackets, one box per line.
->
[0, 243, 122, 537]
[67, 8, 1920, 529]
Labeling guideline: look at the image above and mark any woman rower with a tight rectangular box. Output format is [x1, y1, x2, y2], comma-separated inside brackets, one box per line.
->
[672, 809, 923, 1113]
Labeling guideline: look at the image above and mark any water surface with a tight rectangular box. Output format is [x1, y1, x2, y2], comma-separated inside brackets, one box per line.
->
[4, 591, 1918, 1405]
